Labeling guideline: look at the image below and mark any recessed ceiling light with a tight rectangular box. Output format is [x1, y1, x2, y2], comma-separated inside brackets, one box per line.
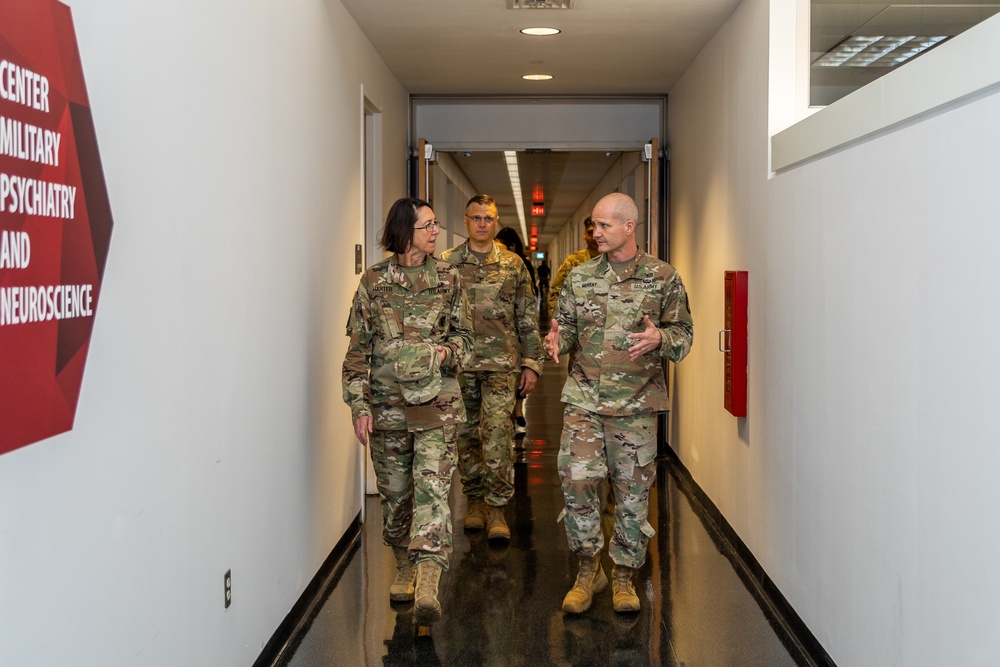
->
[522, 74, 553, 81]
[521, 27, 560, 36]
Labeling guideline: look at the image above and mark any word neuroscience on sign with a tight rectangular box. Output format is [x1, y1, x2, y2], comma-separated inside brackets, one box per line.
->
[0, 0, 114, 455]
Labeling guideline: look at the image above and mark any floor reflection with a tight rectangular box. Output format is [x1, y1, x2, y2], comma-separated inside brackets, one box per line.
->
[281, 358, 808, 666]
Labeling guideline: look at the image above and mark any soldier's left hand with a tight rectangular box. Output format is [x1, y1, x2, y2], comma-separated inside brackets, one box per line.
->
[434, 345, 448, 364]
[519, 368, 539, 395]
[627, 315, 662, 361]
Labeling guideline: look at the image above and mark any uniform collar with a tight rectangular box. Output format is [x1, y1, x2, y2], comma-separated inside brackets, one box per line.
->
[387, 254, 440, 291]
[598, 250, 647, 282]
[459, 240, 503, 265]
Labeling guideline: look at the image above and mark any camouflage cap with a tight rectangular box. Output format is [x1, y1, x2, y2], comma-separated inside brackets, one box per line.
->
[394, 342, 443, 405]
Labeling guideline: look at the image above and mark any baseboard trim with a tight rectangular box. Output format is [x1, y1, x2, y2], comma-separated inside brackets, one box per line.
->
[253, 512, 363, 667]
[661, 447, 837, 667]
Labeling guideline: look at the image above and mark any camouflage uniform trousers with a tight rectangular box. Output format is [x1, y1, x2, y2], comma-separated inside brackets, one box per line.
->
[457, 370, 519, 507]
[557, 405, 658, 569]
[369, 424, 457, 570]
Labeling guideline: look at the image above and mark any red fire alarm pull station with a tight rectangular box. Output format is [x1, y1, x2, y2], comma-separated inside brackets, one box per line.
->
[720, 271, 748, 417]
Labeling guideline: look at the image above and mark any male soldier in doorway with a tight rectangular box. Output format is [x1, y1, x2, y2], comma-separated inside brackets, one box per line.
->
[441, 195, 543, 542]
[546, 216, 600, 320]
[544, 192, 693, 614]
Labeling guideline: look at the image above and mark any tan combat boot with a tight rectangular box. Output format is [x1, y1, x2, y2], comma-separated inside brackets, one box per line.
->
[562, 554, 608, 613]
[464, 498, 487, 531]
[389, 546, 415, 602]
[611, 564, 640, 612]
[413, 561, 443, 624]
[486, 505, 511, 542]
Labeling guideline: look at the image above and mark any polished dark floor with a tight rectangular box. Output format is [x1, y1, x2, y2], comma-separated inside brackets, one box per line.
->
[279, 354, 810, 667]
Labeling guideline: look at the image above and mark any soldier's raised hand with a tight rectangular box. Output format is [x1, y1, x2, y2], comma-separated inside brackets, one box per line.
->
[544, 318, 561, 364]
[627, 315, 662, 361]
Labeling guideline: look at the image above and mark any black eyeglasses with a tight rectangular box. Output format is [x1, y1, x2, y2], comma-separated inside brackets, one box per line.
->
[465, 215, 496, 224]
[414, 221, 440, 231]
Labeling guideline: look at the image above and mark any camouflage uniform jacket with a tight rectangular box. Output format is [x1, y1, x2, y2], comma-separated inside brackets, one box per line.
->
[343, 255, 474, 431]
[440, 241, 543, 376]
[554, 251, 693, 415]
[548, 247, 598, 316]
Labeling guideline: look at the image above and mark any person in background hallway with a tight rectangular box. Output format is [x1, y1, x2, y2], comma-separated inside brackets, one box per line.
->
[494, 225, 536, 438]
[441, 195, 543, 543]
[536, 259, 551, 313]
[343, 197, 473, 625]
[544, 193, 693, 614]
[495, 226, 537, 297]
[546, 216, 599, 319]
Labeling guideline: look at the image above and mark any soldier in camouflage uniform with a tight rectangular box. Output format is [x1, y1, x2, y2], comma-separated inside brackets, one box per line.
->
[441, 195, 543, 543]
[546, 216, 599, 319]
[343, 197, 474, 625]
[544, 193, 693, 614]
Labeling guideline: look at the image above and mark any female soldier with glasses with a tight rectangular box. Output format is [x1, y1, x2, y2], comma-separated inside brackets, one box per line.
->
[343, 197, 473, 625]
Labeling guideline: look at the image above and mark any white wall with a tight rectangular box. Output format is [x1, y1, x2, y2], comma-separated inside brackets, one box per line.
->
[669, 0, 1000, 664]
[548, 152, 647, 269]
[0, 1, 408, 664]
[430, 153, 476, 250]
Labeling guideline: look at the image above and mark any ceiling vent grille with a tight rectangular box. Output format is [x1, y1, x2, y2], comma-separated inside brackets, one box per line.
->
[814, 35, 948, 68]
[506, 0, 575, 9]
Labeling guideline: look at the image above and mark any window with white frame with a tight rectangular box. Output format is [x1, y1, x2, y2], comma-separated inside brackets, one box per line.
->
[811, 1, 1000, 105]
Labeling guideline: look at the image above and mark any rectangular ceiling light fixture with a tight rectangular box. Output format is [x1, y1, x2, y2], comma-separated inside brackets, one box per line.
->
[504, 151, 529, 243]
[814, 35, 948, 68]
[506, 0, 574, 8]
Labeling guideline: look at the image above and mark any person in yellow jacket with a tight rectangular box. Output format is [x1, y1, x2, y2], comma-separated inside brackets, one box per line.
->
[546, 216, 600, 319]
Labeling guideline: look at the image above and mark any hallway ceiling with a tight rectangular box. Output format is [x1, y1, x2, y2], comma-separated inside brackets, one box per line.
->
[339, 0, 743, 96]
[339, 0, 743, 251]
[340, 0, 997, 250]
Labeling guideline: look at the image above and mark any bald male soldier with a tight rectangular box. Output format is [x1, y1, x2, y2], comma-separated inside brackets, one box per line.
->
[442, 195, 543, 542]
[544, 192, 693, 614]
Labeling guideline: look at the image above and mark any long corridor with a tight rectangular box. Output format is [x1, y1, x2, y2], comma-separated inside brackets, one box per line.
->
[277, 356, 810, 666]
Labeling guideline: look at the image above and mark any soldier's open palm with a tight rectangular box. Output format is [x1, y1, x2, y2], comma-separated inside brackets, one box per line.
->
[544, 319, 561, 364]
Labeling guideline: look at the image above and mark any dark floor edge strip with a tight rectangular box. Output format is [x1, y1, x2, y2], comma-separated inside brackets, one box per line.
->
[661, 446, 838, 667]
[253, 512, 363, 667]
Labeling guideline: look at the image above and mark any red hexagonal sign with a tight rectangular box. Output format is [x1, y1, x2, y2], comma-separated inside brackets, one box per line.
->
[0, 0, 113, 455]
